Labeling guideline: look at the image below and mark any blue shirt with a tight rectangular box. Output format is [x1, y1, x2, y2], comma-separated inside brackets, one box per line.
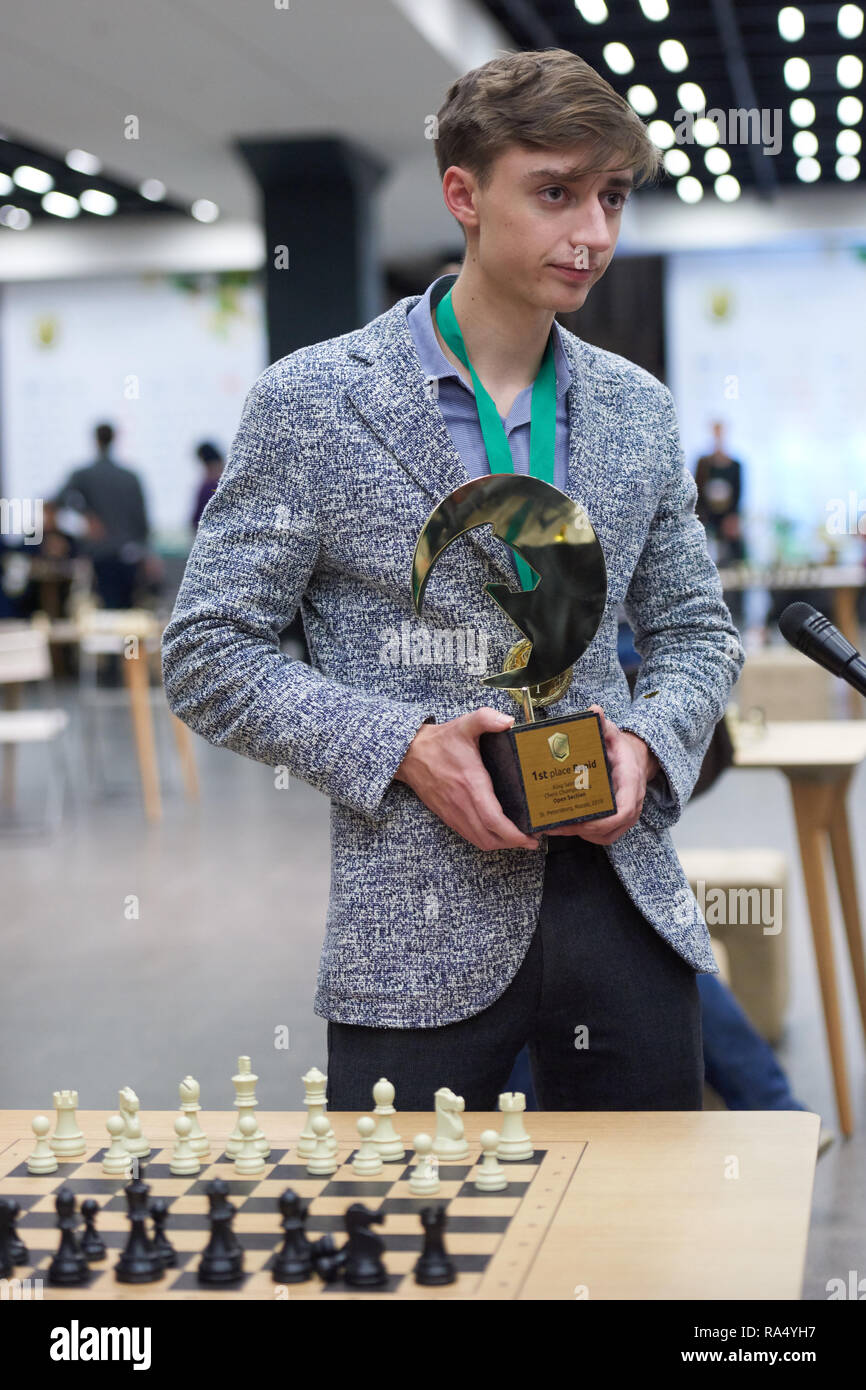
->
[407, 274, 572, 492]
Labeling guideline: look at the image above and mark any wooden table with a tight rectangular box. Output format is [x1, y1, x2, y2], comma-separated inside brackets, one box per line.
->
[734, 720, 866, 1137]
[0, 1109, 819, 1301]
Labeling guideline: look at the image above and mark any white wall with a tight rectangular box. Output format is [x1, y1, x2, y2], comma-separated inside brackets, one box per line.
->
[666, 243, 866, 563]
[0, 273, 267, 541]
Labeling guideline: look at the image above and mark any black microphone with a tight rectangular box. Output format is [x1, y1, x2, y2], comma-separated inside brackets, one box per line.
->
[778, 602, 866, 697]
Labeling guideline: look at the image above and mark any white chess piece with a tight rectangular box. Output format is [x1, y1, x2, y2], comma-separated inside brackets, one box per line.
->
[118, 1087, 150, 1159]
[431, 1087, 470, 1161]
[474, 1130, 508, 1192]
[371, 1078, 405, 1161]
[234, 1114, 266, 1176]
[496, 1091, 533, 1161]
[27, 1115, 58, 1174]
[102, 1114, 133, 1177]
[169, 1114, 200, 1176]
[226, 1056, 269, 1158]
[50, 1090, 86, 1158]
[352, 1116, 383, 1176]
[297, 1067, 336, 1159]
[408, 1134, 440, 1195]
[179, 1075, 210, 1157]
[306, 1113, 337, 1176]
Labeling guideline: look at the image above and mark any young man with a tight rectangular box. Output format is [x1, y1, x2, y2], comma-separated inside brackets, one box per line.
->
[162, 49, 746, 1112]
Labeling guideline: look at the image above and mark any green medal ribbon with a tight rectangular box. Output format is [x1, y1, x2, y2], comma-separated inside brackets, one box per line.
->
[434, 284, 557, 592]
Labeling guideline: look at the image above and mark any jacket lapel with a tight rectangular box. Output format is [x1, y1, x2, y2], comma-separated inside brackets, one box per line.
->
[345, 298, 625, 584]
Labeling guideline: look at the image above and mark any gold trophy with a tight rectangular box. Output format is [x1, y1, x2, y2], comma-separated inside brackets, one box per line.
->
[411, 473, 616, 834]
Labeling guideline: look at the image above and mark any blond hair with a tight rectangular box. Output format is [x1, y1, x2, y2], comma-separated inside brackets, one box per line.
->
[434, 48, 662, 197]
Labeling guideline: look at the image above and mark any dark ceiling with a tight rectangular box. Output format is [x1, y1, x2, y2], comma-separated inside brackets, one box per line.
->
[478, 0, 865, 196]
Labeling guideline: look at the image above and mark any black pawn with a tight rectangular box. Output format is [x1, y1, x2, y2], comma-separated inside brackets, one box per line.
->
[272, 1189, 313, 1284]
[80, 1199, 106, 1262]
[116, 1178, 163, 1284]
[310, 1233, 346, 1284]
[343, 1203, 388, 1289]
[6, 1200, 28, 1265]
[149, 1198, 177, 1268]
[47, 1188, 90, 1287]
[414, 1204, 457, 1286]
[0, 1198, 15, 1278]
[198, 1179, 243, 1285]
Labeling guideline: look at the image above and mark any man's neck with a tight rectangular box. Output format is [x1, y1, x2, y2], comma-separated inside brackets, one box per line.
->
[433, 265, 555, 393]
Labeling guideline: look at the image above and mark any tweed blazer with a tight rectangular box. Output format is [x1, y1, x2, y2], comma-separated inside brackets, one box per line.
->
[161, 293, 746, 1027]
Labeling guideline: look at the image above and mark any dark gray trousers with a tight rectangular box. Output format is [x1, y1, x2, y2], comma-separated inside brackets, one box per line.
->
[326, 832, 703, 1111]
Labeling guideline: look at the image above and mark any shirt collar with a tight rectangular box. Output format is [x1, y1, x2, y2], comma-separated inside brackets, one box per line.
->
[407, 273, 572, 401]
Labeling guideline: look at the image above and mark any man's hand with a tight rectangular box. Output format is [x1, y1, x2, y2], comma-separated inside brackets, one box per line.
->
[394, 708, 542, 852]
[546, 704, 659, 846]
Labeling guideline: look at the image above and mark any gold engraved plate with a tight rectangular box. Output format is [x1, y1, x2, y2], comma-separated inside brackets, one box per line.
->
[514, 715, 614, 829]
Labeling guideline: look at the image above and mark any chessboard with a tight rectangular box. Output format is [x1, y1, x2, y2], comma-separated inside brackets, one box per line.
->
[0, 1115, 586, 1301]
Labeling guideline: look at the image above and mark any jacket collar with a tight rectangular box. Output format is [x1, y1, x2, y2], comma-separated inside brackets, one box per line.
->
[345, 295, 626, 584]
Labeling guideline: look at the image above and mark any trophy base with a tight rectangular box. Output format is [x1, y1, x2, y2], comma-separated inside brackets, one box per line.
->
[479, 710, 617, 835]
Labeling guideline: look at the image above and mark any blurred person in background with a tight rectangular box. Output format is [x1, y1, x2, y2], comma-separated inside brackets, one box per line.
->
[695, 420, 745, 629]
[191, 441, 225, 530]
[55, 422, 151, 610]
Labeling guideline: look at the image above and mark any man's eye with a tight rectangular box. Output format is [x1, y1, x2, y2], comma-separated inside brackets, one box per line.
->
[541, 186, 567, 201]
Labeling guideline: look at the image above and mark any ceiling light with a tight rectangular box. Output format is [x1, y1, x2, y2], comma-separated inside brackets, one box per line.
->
[836, 154, 860, 180]
[693, 117, 721, 146]
[837, 55, 863, 88]
[65, 149, 102, 175]
[838, 95, 864, 123]
[191, 198, 219, 222]
[659, 39, 688, 72]
[139, 179, 166, 201]
[575, 0, 608, 22]
[838, 5, 864, 40]
[714, 174, 741, 201]
[647, 119, 675, 149]
[627, 85, 657, 115]
[663, 149, 690, 176]
[639, 0, 668, 17]
[0, 204, 32, 229]
[795, 156, 821, 181]
[704, 147, 731, 174]
[784, 57, 811, 89]
[13, 165, 54, 194]
[42, 191, 80, 218]
[837, 128, 861, 154]
[603, 43, 634, 75]
[793, 130, 819, 156]
[778, 7, 805, 41]
[789, 97, 816, 126]
[676, 175, 704, 203]
[677, 82, 706, 113]
[79, 188, 117, 215]
[0, 173, 12, 195]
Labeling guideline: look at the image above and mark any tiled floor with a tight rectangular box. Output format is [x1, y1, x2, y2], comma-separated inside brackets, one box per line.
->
[2, 678, 864, 1302]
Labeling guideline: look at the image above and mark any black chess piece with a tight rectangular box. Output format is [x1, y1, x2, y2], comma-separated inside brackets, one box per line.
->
[310, 1233, 346, 1284]
[272, 1189, 314, 1283]
[198, 1179, 243, 1285]
[343, 1202, 388, 1289]
[149, 1198, 177, 1268]
[115, 1177, 163, 1284]
[47, 1188, 90, 1287]
[414, 1204, 457, 1286]
[79, 1199, 106, 1261]
[0, 1198, 15, 1278]
[5, 1200, 28, 1265]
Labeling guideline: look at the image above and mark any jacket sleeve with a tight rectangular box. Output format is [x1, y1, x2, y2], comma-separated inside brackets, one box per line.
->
[618, 386, 745, 830]
[161, 370, 436, 823]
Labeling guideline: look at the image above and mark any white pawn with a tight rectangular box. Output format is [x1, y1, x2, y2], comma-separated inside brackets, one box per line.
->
[371, 1078, 405, 1161]
[306, 1114, 338, 1177]
[474, 1130, 508, 1192]
[27, 1115, 58, 1175]
[169, 1114, 200, 1176]
[179, 1075, 210, 1157]
[234, 1114, 266, 1176]
[409, 1134, 440, 1195]
[352, 1116, 383, 1176]
[102, 1114, 133, 1177]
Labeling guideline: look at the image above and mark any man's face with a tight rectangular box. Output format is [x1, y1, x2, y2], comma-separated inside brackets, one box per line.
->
[450, 143, 634, 312]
